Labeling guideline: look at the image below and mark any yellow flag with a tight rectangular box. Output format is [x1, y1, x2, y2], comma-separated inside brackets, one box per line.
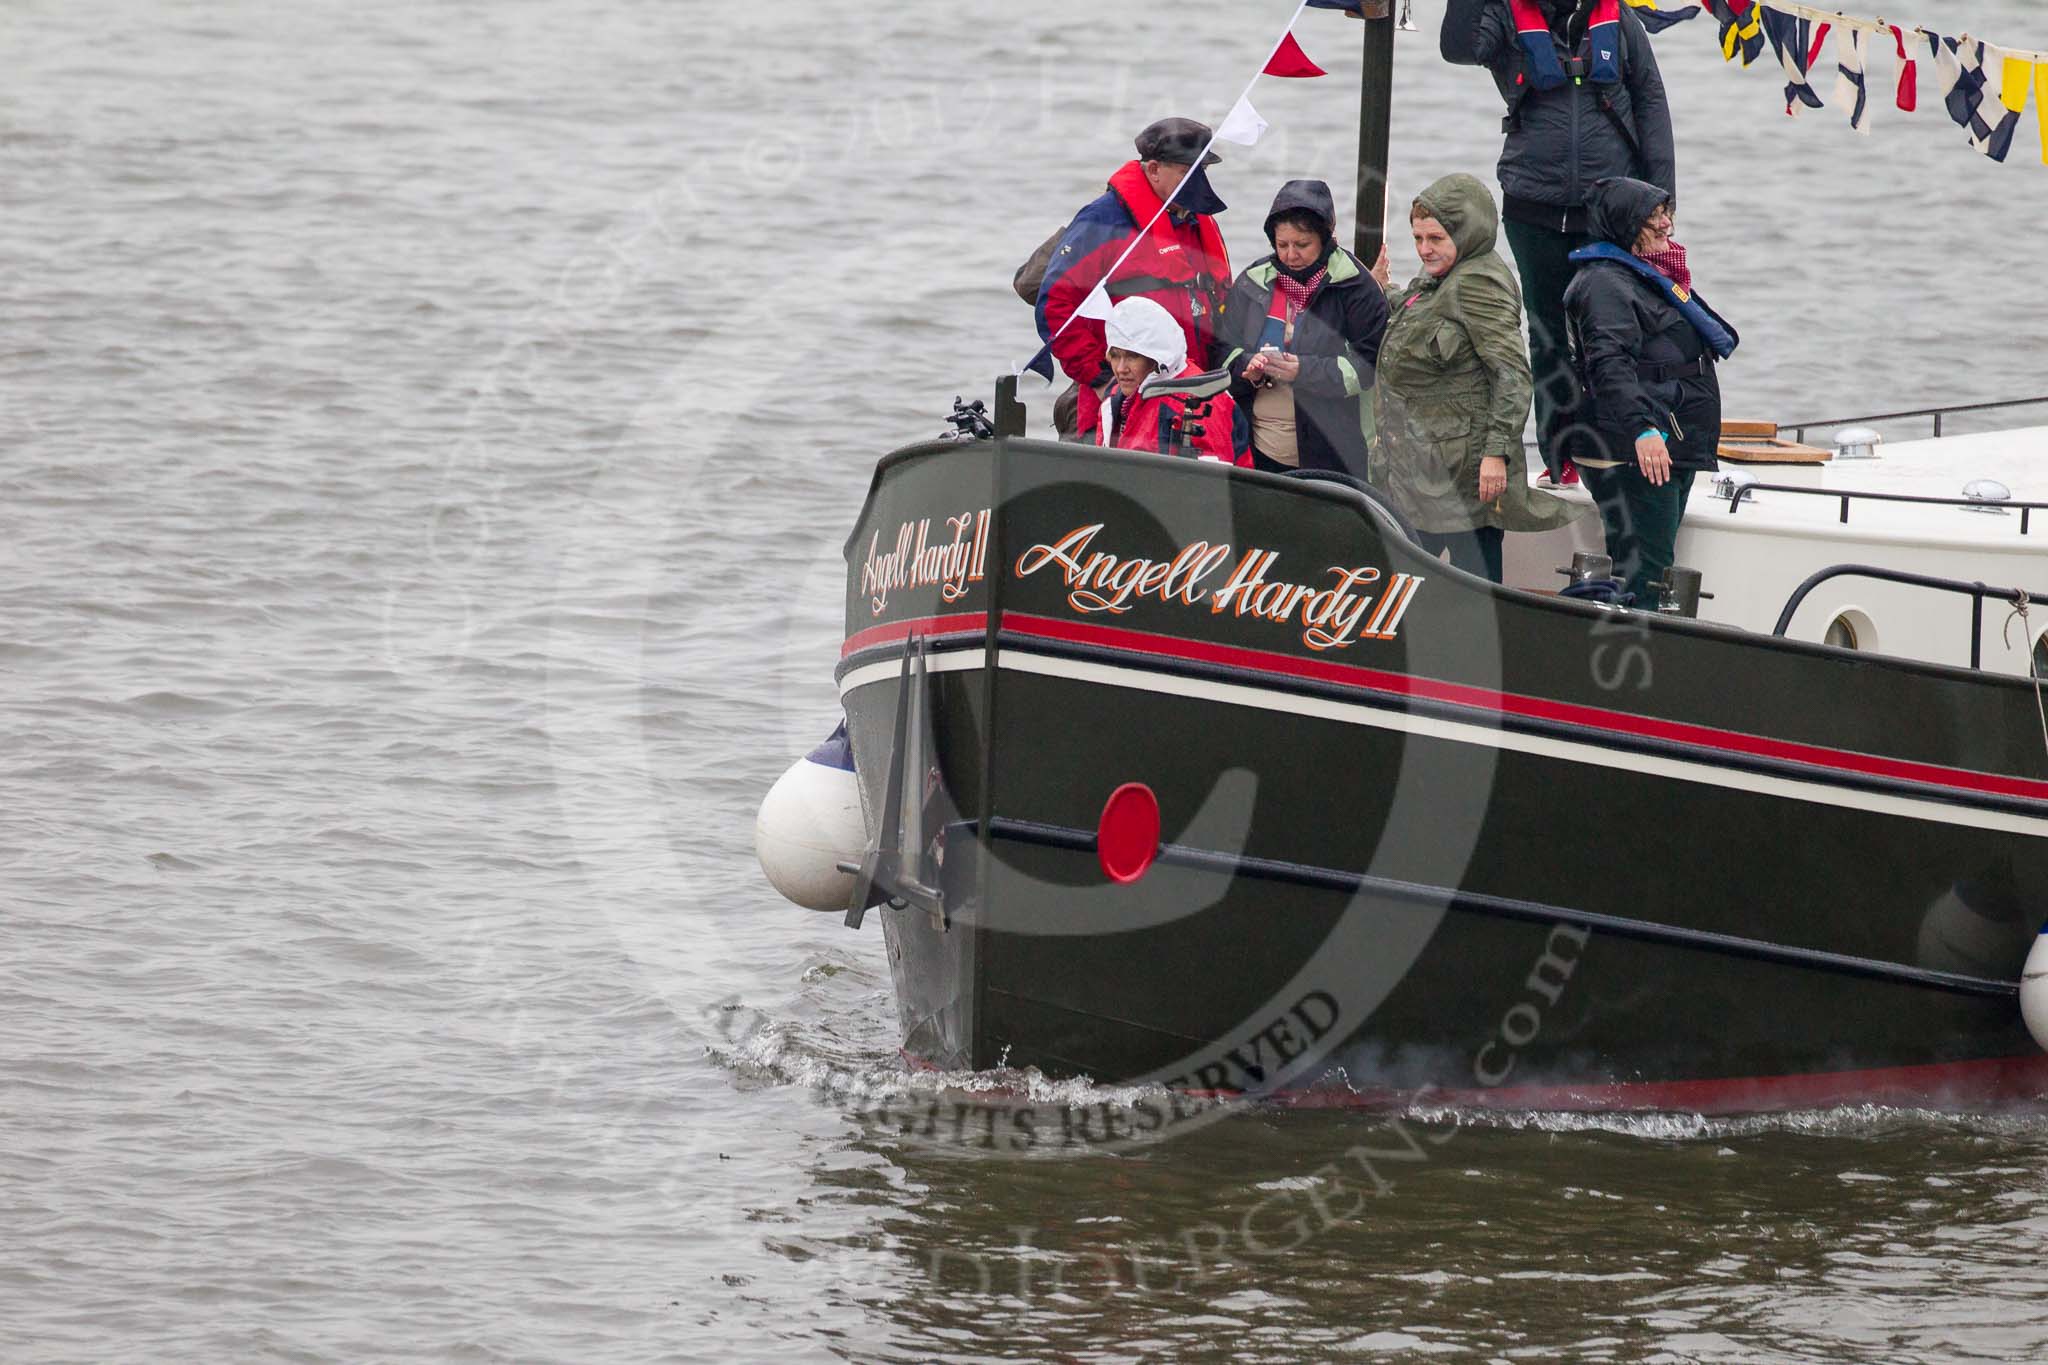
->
[1999, 55, 2030, 112]
[2037, 63, 2048, 166]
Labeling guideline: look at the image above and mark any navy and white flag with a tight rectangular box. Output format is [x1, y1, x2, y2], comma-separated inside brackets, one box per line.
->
[1928, 30, 1964, 105]
[1760, 9, 1825, 116]
[1831, 26, 1874, 134]
[1623, 0, 1700, 34]
[1934, 35, 2021, 161]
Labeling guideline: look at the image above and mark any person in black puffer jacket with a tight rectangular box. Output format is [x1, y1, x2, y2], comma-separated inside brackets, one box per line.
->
[1441, 0, 1677, 482]
[1560, 175, 1738, 607]
[1212, 179, 1388, 478]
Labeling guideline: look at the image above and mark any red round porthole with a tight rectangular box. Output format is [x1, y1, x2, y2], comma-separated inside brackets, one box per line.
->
[1096, 783, 1161, 885]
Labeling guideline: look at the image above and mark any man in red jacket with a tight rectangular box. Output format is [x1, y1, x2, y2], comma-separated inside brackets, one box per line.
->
[1035, 118, 1232, 442]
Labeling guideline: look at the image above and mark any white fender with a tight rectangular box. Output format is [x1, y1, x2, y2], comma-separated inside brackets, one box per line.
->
[755, 725, 868, 912]
[2021, 928, 2048, 1053]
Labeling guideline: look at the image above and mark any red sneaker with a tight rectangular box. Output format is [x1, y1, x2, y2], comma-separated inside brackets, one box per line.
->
[1556, 458, 1580, 486]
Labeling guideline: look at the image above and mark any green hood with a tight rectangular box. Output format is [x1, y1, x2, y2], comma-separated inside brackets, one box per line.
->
[1410, 173, 1499, 268]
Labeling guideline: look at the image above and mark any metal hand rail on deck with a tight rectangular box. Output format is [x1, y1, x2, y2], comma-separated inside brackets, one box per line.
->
[1784, 394, 2048, 444]
[1522, 396, 2048, 454]
[1725, 481, 2046, 534]
[1772, 565, 2047, 670]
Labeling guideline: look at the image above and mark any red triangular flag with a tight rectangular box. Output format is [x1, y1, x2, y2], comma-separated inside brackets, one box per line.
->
[1264, 31, 1326, 79]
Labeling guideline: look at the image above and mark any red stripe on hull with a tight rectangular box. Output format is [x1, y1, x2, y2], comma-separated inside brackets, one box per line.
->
[996, 613, 2048, 804]
[1269, 1053, 2048, 1115]
[843, 611, 2048, 806]
[840, 611, 988, 659]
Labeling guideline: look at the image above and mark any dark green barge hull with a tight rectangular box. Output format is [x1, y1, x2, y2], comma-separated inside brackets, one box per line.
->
[832, 435, 2048, 1112]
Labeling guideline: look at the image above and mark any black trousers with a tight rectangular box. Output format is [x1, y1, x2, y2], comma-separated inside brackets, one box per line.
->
[1502, 217, 1592, 480]
[1414, 525, 1504, 583]
[1250, 447, 1368, 481]
[1249, 449, 1296, 475]
[1580, 465, 1697, 606]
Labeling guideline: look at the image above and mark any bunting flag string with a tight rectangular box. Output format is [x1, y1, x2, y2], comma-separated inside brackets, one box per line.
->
[1671, 3, 2048, 166]
[1767, 4, 2048, 62]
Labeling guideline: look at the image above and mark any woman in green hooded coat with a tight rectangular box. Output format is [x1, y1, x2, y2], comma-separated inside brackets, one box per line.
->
[1371, 173, 1580, 582]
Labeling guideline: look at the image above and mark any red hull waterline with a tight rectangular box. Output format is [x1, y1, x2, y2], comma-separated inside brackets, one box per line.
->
[903, 1051, 2048, 1116]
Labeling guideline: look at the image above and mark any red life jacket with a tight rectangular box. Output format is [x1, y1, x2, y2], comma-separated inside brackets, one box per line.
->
[1098, 162, 1231, 340]
[1098, 362, 1246, 466]
[1044, 162, 1231, 435]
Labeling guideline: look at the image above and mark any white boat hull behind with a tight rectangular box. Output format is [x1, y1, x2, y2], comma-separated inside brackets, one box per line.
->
[1503, 423, 2048, 677]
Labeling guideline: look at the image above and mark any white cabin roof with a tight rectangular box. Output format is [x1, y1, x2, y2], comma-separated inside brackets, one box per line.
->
[1812, 423, 2048, 500]
[1506, 422, 2048, 672]
[1696, 424, 2048, 550]
[1528, 424, 2048, 553]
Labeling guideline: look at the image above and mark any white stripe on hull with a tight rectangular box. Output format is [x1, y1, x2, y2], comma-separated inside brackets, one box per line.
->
[838, 645, 2048, 840]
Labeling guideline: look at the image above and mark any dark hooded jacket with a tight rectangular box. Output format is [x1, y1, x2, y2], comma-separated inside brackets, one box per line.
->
[1442, 0, 1676, 222]
[1373, 175, 1580, 535]
[1212, 180, 1388, 477]
[1559, 176, 1737, 471]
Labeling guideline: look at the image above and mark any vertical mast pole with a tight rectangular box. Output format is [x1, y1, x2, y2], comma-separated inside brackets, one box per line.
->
[1353, 2, 1397, 263]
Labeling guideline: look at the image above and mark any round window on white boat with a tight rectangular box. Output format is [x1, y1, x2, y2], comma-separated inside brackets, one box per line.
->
[1824, 610, 1875, 653]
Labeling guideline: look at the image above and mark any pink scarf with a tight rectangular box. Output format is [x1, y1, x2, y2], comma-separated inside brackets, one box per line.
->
[1639, 240, 1692, 292]
[1268, 265, 1328, 334]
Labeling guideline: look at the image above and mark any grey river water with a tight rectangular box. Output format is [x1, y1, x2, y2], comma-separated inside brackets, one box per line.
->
[7, 1, 2048, 1360]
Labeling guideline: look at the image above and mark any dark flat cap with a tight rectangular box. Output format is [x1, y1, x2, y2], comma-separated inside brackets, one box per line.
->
[1135, 117, 1221, 167]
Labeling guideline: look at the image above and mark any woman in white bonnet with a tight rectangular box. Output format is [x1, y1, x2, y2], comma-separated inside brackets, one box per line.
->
[1096, 297, 1246, 465]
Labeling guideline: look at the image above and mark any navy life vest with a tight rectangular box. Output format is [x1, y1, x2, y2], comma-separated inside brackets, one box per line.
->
[1508, 0, 1622, 91]
[1569, 242, 1739, 360]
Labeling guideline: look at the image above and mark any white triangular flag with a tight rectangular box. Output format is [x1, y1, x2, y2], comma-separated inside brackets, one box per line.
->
[1076, 281, 1114, 321]
[1215, 93, 1268, 147]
